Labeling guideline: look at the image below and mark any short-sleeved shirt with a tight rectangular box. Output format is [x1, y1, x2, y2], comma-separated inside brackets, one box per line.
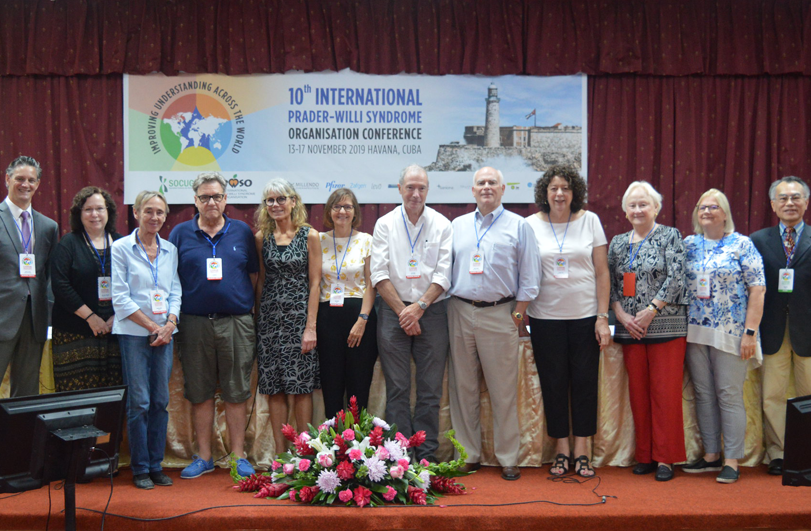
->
[526, 211, 606, 320]
[169, 214, 259, 315]
[684, 232, 766, 360]
[319, 230, 372, 302]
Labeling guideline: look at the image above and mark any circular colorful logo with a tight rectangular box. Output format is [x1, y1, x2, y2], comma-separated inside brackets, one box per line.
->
[160, 94, 232, 166]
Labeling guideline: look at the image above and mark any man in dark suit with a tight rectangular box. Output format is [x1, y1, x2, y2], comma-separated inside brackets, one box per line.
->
[0, 156, 59, 396]
[750, 175, 811, 476]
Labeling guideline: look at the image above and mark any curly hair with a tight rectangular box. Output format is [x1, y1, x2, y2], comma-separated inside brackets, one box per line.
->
[534, 165, 587, 214]
[255, 178, 310, 238]
[69, 186, 118, 234]
[323, 188, 361, 230]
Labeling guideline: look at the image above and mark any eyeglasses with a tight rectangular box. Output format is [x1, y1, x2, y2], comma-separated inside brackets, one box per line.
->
[698, 205, 721, 212]
[776, 194, 805, 204]
[265, 196, 289, 206]
[197, 194, 225, 204]
[331, 204, 354, 212]
[82, 207, 107, 215]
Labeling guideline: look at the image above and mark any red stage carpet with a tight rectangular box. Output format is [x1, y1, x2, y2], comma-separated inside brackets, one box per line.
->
[1, 465, 809, 531]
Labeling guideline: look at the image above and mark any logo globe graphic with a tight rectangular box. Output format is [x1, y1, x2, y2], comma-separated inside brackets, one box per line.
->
[160, 94, 232, 166]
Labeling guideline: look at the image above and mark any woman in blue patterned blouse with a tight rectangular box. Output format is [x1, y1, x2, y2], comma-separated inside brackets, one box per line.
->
[682, 189, 765, 484]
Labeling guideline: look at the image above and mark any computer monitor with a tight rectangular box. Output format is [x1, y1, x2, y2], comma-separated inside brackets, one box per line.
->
[783, 393, 811, 487]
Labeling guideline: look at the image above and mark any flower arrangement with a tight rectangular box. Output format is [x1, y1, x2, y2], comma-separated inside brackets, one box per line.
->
[231, 397, 468, 507]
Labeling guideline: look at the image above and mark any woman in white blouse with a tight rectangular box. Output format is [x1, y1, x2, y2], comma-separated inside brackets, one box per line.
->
[316, 188, 378, 418]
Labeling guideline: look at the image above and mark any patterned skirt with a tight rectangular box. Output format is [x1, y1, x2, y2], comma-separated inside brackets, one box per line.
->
[52, 329, 123, 392]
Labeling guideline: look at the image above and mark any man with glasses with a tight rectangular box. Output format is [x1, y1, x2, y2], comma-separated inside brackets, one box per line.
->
[168, 171, 259, 478]
[751, 176, 811, 476]
[0, 156, 58, 396]
[370, 164, 453, 463]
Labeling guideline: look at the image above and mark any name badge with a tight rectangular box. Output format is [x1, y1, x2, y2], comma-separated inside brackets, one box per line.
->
[150, 289, 168, 314]
[19, 253, 36, 278]
[623, 272, 636, 297]
[697, 275, 711, 299]
[553, 254, 569, 279]
[469, 251, 484, 274]
[206, 257, 223, 280]
[98, 276, 112, 301]
[779, 268, 794, 293]
[330, 282, 345, 307]
[406, 254, 421, 279]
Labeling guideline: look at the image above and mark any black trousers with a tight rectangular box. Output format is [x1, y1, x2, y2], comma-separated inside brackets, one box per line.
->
[530, 316, 600, 439]
[316, 299, 378, 419]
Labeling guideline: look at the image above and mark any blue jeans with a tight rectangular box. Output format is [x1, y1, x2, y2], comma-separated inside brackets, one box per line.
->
[118, 335, 173, 475]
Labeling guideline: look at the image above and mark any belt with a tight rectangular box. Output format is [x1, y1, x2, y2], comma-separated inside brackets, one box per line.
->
[206, 313, 232, 320]
[453, 295, 515, 308]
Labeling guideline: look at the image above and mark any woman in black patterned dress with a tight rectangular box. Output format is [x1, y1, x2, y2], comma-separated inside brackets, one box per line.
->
[255, 178, 321, 453]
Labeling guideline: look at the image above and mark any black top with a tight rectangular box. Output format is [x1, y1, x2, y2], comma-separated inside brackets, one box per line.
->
[51, 231, 123, 335]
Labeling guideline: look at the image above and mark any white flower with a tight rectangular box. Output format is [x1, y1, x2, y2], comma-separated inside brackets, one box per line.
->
[383, 439, 405, 462]
[363, 455, 387, 482]
[316, 470, 341, 493]
[372, 417, 391, 430]
[417, 470, 431, 491]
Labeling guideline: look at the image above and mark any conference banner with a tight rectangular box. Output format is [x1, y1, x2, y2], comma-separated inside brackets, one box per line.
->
[124, 71, 586, 204]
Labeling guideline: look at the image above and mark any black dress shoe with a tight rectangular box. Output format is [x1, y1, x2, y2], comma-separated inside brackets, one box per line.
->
[632, 462, 657, 475]
[459, 462, 481, 473]
[133, 473, 154, 490]
[501, 466, 521, 480]
[655, 464, 674, 482]
[682, 457, 723, 473]
[768, 458, 783, 476]
[149, 471, 173, 486]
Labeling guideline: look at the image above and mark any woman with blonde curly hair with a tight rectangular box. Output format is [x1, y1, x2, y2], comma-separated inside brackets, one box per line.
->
[254, 178, 322, 453]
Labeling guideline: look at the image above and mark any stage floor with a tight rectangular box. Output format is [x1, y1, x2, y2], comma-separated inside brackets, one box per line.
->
[1, 465, 810, 531]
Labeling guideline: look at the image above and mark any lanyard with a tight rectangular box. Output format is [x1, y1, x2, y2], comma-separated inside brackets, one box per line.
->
[332, 228, 353, 279]
[549, 212, 572, 254]
[400, 207, 424, 254]
[202, 221, 231, 258]
[474, 208, 505, 249]
[701, 235, 726, 272]
[136, 229, 160, 288]
[628, 224, 656, 270]
[13, 214, 32, 253]
[84, 230, 108, 276]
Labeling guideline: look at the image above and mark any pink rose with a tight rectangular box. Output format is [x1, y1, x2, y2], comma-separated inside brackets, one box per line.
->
[318, 453, 334, 467]
[283, 463, 295, 475]
[420, 459, 430, 467]
[389, 465, 404, 479]
[348, 448, 363, 461]
[271, 461, 282, 471]
[397, 458, 410, 469]
[376, 446, 390, 460]
[299, 432, 311, 442]
[383, 485, 397, 501]
[288, 489, 297, 501]
[298, 459, 311, 472]
[318, 424, 327, 431]
[342, 429, 355, 441]
[338, 489, 353, 503]
[395, 432, 410, 447]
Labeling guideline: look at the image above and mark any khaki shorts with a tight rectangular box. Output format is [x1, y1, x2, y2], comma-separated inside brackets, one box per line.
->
[177, 313, 256, 404]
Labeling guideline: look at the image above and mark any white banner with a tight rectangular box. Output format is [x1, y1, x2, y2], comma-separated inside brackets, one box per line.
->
[124, 71, 586, 204]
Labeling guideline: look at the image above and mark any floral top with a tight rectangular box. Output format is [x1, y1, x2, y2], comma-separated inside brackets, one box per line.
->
[608, 225, 687, 344]
[684, 232, 766, 361]
[319, 231, 372, 302]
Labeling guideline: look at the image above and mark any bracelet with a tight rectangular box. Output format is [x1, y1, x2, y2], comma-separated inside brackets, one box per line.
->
[167, 317, 178, 326]
[84, 312, 95, 321]
[646, 304, 659, 314]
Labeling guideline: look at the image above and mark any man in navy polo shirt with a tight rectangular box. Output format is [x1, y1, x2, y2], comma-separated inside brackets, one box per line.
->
[169, 171, 259, 479]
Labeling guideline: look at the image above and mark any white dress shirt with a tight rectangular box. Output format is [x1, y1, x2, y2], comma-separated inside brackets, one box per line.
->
[4, 197, 34, 250]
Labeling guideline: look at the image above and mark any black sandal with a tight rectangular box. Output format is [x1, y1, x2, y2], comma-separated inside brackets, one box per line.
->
[574, 455, 595, 477]
[549, 453, 571, 476]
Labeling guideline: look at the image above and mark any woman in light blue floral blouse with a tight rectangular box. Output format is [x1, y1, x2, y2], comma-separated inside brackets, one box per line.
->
[682, 189, 765, 485]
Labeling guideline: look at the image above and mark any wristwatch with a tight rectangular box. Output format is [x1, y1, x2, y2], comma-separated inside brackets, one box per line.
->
[512, 311, 523, 320]
[417, 300, 428, 310]
[596, 312, 609, 319]
[744, 328, 756, 336]
[646, 303, 659, 314]
[359, 313, 369, 321]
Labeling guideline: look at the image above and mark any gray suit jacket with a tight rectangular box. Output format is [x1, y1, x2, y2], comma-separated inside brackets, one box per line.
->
[0, 202, 59, 342]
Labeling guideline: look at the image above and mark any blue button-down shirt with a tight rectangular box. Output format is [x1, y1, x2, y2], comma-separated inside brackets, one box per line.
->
[111, 229, 182, 336]
[448, 205, 541, 302]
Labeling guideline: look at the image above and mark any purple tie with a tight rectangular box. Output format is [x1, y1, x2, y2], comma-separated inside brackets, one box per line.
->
[20, 211, 31, 252]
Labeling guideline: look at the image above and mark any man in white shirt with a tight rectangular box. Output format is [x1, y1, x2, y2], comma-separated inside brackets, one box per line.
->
[0, 156, 59, 396]
[370, 164, 452, 462]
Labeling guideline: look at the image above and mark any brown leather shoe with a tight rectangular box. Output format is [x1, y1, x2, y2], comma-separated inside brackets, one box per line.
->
[459, 462, 481, 473]
[501, 466, 521, 480]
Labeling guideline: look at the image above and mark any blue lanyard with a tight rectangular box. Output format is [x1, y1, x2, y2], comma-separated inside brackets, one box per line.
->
[332, 228, 353, 279]
[400, 207, 424, 254]
[202, 221, 230, 258]
[136, 229, 160, 288]
[13, 214, 32, 254]
[474, 208, 505, 249]
[628, 224, 656, 270]
[84, 230, 108, 276]
[549, 212, 572, 254]
[701, 235, 726, 272]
